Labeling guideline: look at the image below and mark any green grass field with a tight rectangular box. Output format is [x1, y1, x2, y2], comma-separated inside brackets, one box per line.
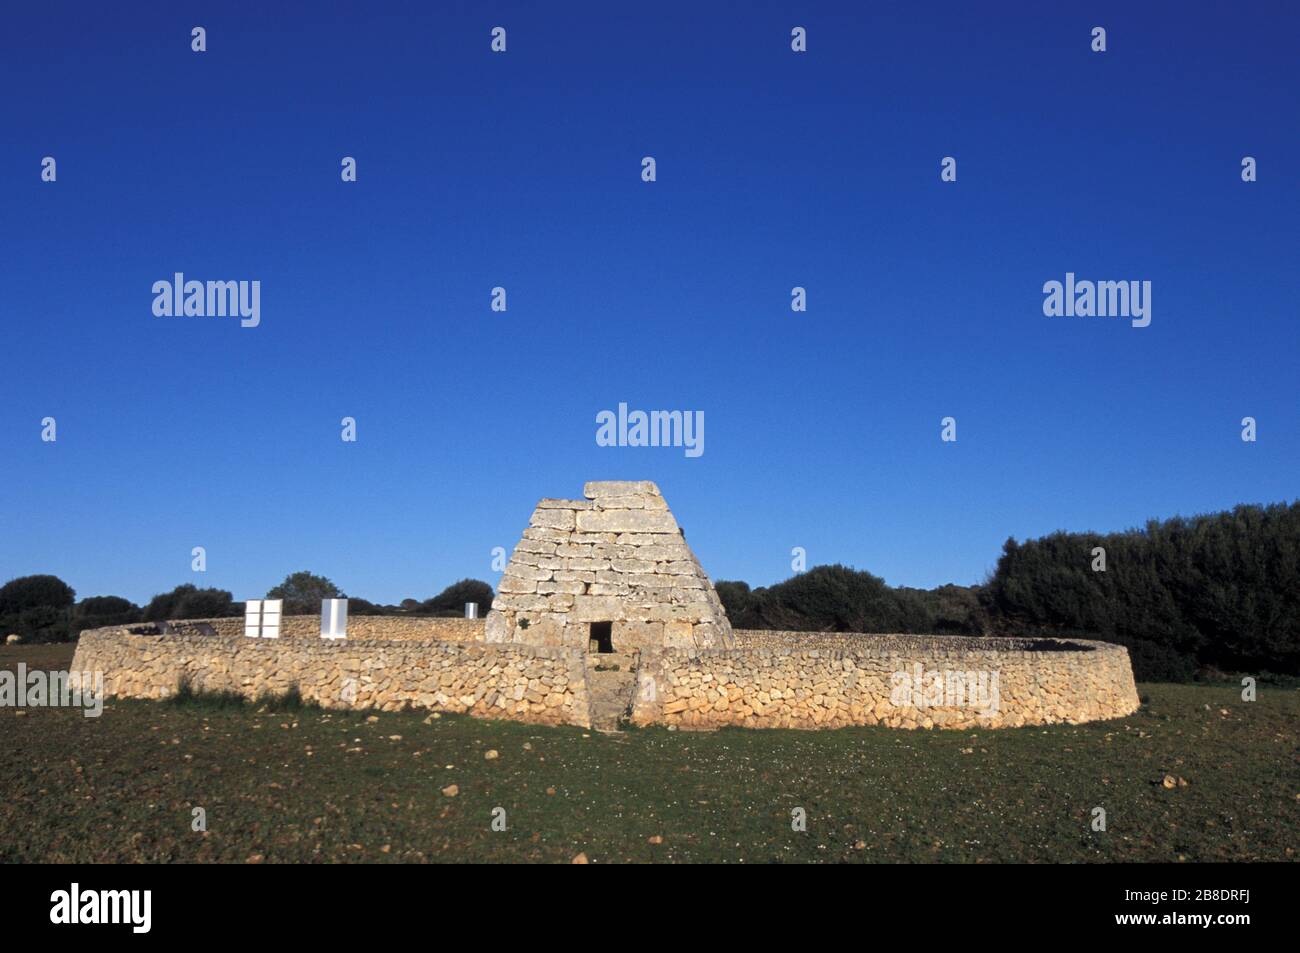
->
[2, 644, 1296, 863]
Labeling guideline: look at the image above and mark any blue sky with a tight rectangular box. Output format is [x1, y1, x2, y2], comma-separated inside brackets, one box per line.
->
[2, 1, 1296, 606]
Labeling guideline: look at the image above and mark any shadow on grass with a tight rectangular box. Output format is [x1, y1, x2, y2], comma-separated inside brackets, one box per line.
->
[170, 678, 319, 712]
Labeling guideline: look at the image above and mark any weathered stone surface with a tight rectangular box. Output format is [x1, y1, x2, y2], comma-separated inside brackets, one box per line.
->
[575, 510, 679, 534]
[71, 622, 590, 729]
[485, 483, 732, 654]
[610, 558, 657, 574]
[612, 620, 664, 653]
[572, 595, 626, 622]
[630, 633, 1141, 731]
[515, 538, 557, 555]
[584, 480, 661, 499]
[485, 612, 508, 643]
[529, 509, 576, 531]
[663, 620, 694, 648]
[503, 564, 552, 581]
[536, 498, 592, 510]
[69, 616, 1139, 735]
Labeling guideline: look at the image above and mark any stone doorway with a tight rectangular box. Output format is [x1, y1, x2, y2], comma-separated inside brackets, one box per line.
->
[589, 621, 614, 654]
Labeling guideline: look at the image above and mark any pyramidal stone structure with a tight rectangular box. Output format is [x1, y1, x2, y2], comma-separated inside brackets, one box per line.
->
[486, 481, 734, 653]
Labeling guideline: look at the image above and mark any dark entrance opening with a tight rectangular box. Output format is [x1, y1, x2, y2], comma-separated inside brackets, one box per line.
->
[589, 621, 614, 654]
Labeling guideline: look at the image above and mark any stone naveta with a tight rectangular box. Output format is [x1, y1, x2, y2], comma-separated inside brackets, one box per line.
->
[486, 480, 733, 653]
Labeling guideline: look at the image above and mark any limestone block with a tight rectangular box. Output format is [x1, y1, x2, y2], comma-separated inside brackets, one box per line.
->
[592, 495, 647, 509]
[515, 538, 558, 555]
[663, 621, 694, 648]
[503, 564, 552, 581]
[584, 480, 661, 499]
[610, 558, 657, 574]
[613, 620, 664, 652]
[485, 612, 510, 643]
[564, 559, 609, 575]
[494, 594, 550, 612]
[658, 561, 698, 575]
[529, 508, 576, 531]
[577, 510, 679, 534]
[572, 595, 626, 622]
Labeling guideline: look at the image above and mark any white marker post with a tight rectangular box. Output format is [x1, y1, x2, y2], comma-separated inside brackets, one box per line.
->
[260, 599, 282, 638]
[244, 600, 262, 637]
[321, 598, 348, 639]
[465, 602, 478, 619]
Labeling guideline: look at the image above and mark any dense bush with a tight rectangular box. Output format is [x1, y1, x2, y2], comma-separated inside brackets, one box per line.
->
[144, 584, 237, 621]
[713, 581, 756, 621]
[716, 504, 1300, 682]
[69, 595, 141, 637]
[0, 575, 76, 643]
[2, 606, 72, 643]
[716, 565, 982, 635]
[266, 572, 344, 615]
[418, 579, 494, 617]
[982, 503, 1300, 680]
[0, 574, 76, 613]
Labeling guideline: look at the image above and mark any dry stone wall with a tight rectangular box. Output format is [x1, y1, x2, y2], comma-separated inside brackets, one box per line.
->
[147, 616, 486, 642]
[632, 635, 1140, 730]
[67, 624, 1139, 731]
[71, 625, 589, 727]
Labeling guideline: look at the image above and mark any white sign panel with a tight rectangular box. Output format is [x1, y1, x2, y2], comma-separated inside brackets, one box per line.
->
[261, 599, 282, 639]
[245, 600, 262, 638]
[321, 598, 348, 639]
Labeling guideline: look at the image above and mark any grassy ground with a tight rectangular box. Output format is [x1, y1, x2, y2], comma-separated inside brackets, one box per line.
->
[2, 643, 1296, 863]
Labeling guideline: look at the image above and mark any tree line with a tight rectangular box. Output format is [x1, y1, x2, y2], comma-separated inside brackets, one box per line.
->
[4, 501, 1297, 681]
[714, 502, 1299, 681]
[980, 502, 1300, 680]
[0, 572, 495, 643]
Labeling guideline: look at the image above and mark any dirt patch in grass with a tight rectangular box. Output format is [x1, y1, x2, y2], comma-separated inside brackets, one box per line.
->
[2, 643, 1296, 863]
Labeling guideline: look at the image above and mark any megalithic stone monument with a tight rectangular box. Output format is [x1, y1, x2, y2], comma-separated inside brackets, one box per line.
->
[485, 481, 734, 653]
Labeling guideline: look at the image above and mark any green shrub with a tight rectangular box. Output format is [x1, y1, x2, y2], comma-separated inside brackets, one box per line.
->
[144, 584, 236, 621]
[266, 571, 344, 615]
[419, 579, 494, 617]
[0, 575, 76, 643]
[69, 595, 141, 638]
[982, 502, 1300, 679]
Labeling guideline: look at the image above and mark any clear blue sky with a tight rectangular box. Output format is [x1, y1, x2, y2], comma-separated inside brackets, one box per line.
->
[2, 1, 1296, 606]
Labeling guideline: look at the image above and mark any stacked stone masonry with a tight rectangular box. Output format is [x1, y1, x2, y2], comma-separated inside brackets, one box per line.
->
[71, 622, 1139, 731]
[485, 481, 735, 653]
[146, 616, 485, 642]
[633, 634, 1141, 729]
[65, 482, 1139, 731]
[71, 625, 591, 728]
